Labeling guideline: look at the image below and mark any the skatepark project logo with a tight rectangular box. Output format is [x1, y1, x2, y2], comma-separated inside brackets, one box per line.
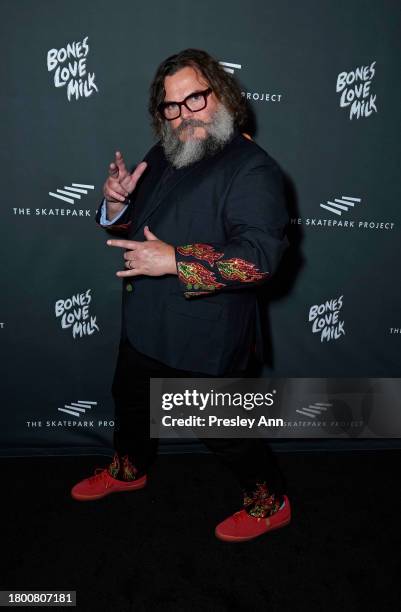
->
[55, 289, 99, 339]
[336, 61, 377, 119]
[291, 193, 395, 232]
[12, 181, 95, 218]
[296, 402, 332, 419]
[26, 399, 114, 429]
[320, 195, 361, 217]
[219, 59, 283, 103]
[308, 295, 345, 342]
[47, 35, 98, 101]
[58, 399, 97, 417]
[49, 182, 95, 205]
[219, 61, 242, 75]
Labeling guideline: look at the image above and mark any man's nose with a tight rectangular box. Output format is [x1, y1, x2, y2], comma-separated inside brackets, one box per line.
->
[180, 105, 194, 120]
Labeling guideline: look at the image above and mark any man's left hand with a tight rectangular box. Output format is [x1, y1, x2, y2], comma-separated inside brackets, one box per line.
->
[107, 226, 177, 277]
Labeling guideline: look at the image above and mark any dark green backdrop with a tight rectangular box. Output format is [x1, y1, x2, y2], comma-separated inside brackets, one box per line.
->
[1, 0, 400, 455]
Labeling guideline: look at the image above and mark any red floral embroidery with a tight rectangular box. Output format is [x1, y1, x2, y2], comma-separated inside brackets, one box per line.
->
[121, 454, 138, 481]
[176, 243, 224, 266]
[243, 482, 282, 518]
[216, 258, 269, 282]
[177, 261, 226, 291]
[107, 452, 120, 478]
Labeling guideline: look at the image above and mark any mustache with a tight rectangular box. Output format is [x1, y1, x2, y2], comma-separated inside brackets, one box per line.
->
[173, 118, 210, 135]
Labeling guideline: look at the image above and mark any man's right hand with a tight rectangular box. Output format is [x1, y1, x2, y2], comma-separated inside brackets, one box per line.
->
[103, 151, 148, 219]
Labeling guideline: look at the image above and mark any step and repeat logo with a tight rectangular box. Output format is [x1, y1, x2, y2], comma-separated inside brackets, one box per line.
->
[295, 402, 332, 419]
[219, 61, 242, 75]
[25, 398, 114, 430]
[49, 182, 94, 206]
[58, 399, 97, 417]
[47, 35, 98, 101]
[12, 181, 96, 219]
[308, 294, 345, 342]
[55, 289, 99, 339]
[319, 195, 362, 217]
[219, 59, 283, 103]
[291, 194, 395, 231]
[336, 60, 377, 120]
[288, 397, 366, 433]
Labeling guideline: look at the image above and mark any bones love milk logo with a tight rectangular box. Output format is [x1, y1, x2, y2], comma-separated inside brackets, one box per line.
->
[55, 289, 99, 339]
[47, 35, 98, 101]
[336, 61, 377, 120]
[308, 295, 345, 342]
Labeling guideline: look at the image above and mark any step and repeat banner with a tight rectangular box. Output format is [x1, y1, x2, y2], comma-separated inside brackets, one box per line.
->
[1, 0, 400, 455]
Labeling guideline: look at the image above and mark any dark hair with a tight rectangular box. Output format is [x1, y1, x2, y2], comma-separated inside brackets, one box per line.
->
[148, 48, 247, 137]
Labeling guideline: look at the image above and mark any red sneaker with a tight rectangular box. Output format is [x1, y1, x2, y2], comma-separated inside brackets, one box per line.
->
[215, 495, 291, 542]
[71, 468, 147, 501]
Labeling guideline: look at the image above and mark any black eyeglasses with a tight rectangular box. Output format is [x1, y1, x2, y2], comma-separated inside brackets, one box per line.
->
[158, 88, 213, 120]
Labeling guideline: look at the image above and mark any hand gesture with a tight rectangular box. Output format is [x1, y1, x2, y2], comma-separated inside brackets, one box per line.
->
[107, 227, 178, 277]
[103, 150, 147, 204]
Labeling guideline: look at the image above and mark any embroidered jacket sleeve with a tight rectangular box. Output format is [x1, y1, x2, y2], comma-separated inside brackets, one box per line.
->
[175, 157, 289, 299]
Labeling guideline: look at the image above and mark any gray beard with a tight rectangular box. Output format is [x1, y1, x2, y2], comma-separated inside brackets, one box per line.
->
[160, 104, 235, 169]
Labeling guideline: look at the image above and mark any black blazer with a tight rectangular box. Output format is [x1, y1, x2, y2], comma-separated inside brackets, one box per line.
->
[96, 129, 289, 375]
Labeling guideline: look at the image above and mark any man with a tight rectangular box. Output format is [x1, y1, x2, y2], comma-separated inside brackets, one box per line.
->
[71, 48, 291, 542]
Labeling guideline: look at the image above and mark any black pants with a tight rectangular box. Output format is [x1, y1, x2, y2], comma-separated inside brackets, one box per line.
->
[111, 337, 286, 497]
